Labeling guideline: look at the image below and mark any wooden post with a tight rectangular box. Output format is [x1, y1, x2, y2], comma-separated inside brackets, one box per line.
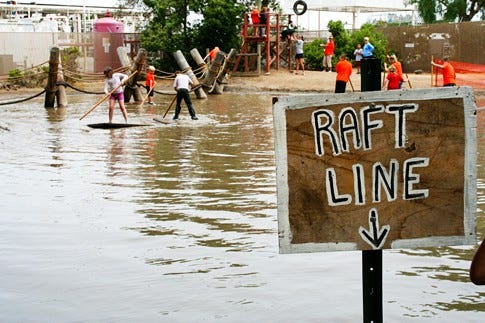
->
[117, 46, 131, 68]
[56, 63, 67, 108]
[173, 50, 207, 99]
[122, 47, 147, 103]
[45, 47, 67, 108]
[217, 48, 237, 84]
[190, 48, 207, 69]
[203, 51, 225, 93]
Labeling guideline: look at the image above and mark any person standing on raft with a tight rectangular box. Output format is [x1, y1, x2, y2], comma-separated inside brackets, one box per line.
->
[103, 66, 129, 123]
[172, 70, 198, 120]
[145, 65, 156, 105]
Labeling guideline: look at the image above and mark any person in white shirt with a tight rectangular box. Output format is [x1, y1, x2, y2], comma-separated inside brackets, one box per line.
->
[172, 70, 198, 120]
[103, 66, 129, 123]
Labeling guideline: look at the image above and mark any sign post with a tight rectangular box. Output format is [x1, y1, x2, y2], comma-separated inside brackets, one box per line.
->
[272, 87, 477, 321]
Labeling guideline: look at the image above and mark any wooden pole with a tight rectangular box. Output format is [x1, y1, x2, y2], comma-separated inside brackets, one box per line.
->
[45, 47, 60, 108]
[122, 47, 147, 103]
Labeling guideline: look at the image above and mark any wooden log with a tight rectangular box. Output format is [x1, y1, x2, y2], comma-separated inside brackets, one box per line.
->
[120, 47, 147, 103]
[173, 50, 207, 99]
[203, 51, 225, 93]
[190, 48, 207, 68]
[45, 47, 59, 108]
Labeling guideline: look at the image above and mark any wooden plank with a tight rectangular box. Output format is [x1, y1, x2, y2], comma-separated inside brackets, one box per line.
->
[273, 87, 477, 253]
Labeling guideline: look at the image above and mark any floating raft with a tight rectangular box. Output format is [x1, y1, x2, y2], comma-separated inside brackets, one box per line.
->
[87, 123, 150, 129]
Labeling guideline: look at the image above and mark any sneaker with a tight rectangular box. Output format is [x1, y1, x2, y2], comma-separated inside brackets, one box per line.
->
[172, 116, 178, 120]
[191, 116, 198, 120]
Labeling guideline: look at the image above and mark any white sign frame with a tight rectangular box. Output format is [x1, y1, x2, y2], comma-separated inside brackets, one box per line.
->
[273, 87, 477, 253]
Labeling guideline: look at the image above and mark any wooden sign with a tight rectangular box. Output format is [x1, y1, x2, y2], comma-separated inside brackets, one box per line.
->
[273, 87, 477, 253]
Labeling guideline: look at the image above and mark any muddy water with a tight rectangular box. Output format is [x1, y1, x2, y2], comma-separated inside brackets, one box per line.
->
[0, 91, 484, 322]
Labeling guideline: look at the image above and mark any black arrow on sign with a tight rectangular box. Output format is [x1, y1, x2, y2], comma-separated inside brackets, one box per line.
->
[359, 208, 390, 250]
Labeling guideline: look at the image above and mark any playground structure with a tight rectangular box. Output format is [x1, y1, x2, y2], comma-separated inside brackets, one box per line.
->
[232, 12, 297, 76]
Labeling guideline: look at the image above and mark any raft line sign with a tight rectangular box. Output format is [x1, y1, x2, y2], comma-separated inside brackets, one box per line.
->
[272, 88, 477, 253]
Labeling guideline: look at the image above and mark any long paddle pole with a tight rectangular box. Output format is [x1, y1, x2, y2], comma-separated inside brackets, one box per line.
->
[349, 77, 355, 92]
[406, 74, 413, 89]
[138, 83, 155, 108]
[79, 71, 137, 121]
[162, 95, 177, 119]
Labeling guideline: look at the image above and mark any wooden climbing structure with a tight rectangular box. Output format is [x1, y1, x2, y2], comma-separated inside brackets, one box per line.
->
[232, 12, 295, 75]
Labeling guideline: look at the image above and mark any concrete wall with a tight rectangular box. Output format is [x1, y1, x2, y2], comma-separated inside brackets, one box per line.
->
[378, 21, 485, 73]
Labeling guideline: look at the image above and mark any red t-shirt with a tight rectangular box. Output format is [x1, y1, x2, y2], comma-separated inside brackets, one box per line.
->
[386, 72, 403, 90]
[251, 9, 260, 24]
[335, 60, 352, 82]
[145, 71, 155, 87]
[324, 40, 335, 56]
[442, 62, 456, 85]
[392, 61, 403, 77]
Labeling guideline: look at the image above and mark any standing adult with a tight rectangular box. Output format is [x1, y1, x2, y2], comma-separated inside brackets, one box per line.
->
[321, 35, 335, 72]
[294, 35, 305, 75]
[173, 70, 198, 120]
[431, 57, 456, 87]
[353, 43, 363, 74]
[362, 37, 374, 58]
[334, 54, 353, 93]
[103, 66, 129, 123]
[145, 65, 156, 105]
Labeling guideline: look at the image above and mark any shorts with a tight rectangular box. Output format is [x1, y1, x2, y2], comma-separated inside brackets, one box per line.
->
[110, 92, 124, 101]
[295, 53, 303, 59]
[356, 61, 361, 67]
[145, 85, 154, 97]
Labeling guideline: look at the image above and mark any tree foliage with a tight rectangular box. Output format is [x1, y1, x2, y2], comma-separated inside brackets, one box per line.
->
[408, 0, 485, 23]
[303, 22, 388, 71]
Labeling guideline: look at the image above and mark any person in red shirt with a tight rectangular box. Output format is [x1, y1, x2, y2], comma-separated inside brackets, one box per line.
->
[208, 46, 220, 62]
[320, 35, 335, 72]
[431, 57, 456, 86]
[385, 54, 403, 88]
[145, 65, 156, 105]
[250, 6, 260, 36]
[334, 54, 352, 93]
[382, 65, 405, 91]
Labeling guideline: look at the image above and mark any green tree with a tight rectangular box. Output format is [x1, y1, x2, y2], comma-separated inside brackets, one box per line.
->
[124, 0, 250, 71]
[193, 0, 246, 54]
[408, 0, 485, 23]
[303, 22, 388, 71]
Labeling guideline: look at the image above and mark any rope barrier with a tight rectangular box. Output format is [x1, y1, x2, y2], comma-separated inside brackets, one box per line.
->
[0, 89, 46, 106]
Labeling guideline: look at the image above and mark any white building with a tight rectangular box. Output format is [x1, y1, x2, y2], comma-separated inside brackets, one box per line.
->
[279, 0, 417, 30]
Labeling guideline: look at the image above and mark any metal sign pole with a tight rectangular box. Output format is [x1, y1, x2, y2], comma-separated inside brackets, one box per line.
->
[360, 61, 384, 322]
[362, 250, 383, 323]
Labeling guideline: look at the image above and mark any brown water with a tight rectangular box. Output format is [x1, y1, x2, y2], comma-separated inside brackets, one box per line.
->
[0, 91, 484, 322]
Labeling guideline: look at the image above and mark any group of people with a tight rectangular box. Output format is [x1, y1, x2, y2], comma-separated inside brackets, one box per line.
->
[250, 5, 270, 37]
[102, 65, 198, 123]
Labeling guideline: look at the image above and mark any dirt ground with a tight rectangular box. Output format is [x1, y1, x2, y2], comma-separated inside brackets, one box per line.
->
[2, 68, 484, 109]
